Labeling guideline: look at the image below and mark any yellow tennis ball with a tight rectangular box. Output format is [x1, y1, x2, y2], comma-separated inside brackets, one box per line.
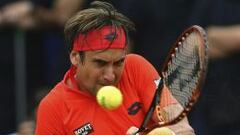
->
[148, 127, 174, 135]
[96, 86, 123, 110]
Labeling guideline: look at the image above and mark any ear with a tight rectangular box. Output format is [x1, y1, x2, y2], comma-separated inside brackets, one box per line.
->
[70, 50, 80, 66]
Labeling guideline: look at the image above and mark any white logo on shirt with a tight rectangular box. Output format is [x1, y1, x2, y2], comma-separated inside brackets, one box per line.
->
[74, 123, 94, 135]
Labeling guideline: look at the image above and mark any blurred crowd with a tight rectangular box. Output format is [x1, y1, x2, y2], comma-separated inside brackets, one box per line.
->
[1, 0, 240, 134]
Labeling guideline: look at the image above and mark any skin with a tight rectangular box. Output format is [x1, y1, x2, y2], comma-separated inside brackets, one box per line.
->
[0, 0, 82, 28]
[18, 120, 35, 135]
[207, 25, 240, 59]
[69, 49, 126, 96]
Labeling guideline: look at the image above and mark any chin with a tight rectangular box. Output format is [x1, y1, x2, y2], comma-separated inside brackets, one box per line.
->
[89, 90, 97, 96]
[93, 86, 101, 95]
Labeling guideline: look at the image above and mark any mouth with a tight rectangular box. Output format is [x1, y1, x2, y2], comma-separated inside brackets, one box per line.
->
[97, 83, 117, 91]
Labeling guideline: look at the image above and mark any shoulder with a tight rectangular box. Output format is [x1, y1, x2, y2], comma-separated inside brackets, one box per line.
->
[40, 83, 64, 104]
[35, 82, 67, 134]
[125, 54, 148, 63]
[122, 54, 159, 84]
[125, 54, 157, 72]
[125, 54, 151, 68]
[37, 82, 67, 118]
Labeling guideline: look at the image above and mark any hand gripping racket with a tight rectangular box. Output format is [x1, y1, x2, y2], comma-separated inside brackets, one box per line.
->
[135, 25, 209, 134]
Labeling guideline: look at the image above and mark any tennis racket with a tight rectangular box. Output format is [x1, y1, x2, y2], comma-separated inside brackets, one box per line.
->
[135, 25, 209, 134]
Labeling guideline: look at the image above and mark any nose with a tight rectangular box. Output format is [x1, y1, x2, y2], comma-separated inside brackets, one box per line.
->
[103, 66, 115, 84]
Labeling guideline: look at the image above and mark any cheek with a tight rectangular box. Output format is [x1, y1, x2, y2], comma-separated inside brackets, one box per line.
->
[91, 71, 102, 82]
[83, 68, 100, 82]
[115, 66, 124, 80]
[83, 67, 102, 82]
[77, 66, 103, 92]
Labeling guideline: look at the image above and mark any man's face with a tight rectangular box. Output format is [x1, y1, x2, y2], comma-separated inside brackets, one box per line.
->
[71, 49, 126, 96]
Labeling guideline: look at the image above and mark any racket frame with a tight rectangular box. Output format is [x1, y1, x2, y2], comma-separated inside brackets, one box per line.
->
[139, 25, 208, 134]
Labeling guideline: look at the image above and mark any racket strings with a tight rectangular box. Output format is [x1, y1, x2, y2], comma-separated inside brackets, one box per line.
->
[165, 32, 202, 109]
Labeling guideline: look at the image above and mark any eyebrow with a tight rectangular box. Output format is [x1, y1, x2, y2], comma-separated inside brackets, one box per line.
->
[92, 57, 125, 64]
[92, 59, 108, 63]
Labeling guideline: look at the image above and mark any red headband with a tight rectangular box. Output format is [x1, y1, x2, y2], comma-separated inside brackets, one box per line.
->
[73, 26, 126, 51]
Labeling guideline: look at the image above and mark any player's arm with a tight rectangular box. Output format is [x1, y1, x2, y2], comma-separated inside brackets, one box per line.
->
[126, 107, 195, 135]
[149, 87, 195, 135]
[152, 85, 195, 135]
[160, 104, 195, 135]
[127, 54, 195, 134]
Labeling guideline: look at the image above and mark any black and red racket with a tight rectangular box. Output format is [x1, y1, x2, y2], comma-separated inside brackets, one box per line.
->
[135, 25, 209, 134]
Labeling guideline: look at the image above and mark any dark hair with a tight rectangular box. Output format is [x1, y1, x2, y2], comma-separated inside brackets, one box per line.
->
[64, 1, 135, 52]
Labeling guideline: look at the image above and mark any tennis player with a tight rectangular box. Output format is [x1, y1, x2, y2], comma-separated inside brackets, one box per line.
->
[35, 1, 194, 135]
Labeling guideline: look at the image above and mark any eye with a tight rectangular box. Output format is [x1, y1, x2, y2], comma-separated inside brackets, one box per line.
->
[114, 58, 125, 67]
[94, 59, 108, 67]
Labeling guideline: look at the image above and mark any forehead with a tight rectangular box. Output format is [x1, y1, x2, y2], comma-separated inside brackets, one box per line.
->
[85, 49, 126, 60]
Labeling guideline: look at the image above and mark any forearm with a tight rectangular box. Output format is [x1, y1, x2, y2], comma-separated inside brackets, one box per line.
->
[162, 104, 195, 135]
[167, 117, 195, 135]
